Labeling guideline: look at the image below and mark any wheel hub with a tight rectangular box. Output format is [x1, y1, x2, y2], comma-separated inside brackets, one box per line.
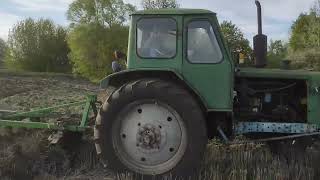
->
[112, 101, 187, 175]
[137, 124, 161, 150]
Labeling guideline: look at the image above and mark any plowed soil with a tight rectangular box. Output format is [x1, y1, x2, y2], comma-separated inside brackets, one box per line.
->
[0, 72, 112, 180]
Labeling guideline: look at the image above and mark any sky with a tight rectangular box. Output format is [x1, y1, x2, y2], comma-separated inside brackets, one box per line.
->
[0, 0, 316, 46]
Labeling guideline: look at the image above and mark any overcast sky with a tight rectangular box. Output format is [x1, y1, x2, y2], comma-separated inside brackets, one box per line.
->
[0, 0, 316, 46]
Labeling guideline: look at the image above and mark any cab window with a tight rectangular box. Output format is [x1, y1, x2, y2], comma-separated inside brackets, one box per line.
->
[137, 18, 177, 58]
[187, 20, 222, 63]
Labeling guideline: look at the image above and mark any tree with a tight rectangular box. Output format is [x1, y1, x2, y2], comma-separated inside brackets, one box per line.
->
[311, 0, 320, 16]
[290, 0, 320, 50]
[0, 38, 6, 63]
[288, 0, 320, 70]
[5, 18, 70, 72]
[67, 0, 135, 27]
[309, 1, 320, 48]
[269, 40, 287, 57]
[289, 13, 320, 50]
[67, 0, 135, 81]
[220, 21, 252, 64]
[142, 0, 180, 9]
[267, 40, 288, 68]
[68, 24, 128, 81]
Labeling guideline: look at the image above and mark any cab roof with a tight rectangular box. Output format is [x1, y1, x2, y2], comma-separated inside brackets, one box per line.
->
[132, 8, 216, 16]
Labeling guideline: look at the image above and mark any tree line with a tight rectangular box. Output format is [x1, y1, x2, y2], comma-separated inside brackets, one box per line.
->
[0, 0, 319, 81]
[0, 39, 5, 68]
[288, 0, 320, 70]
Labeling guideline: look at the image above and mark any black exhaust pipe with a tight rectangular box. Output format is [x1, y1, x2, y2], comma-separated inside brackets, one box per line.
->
[256, 0, 262, 35]
[253, 0, 267, 68]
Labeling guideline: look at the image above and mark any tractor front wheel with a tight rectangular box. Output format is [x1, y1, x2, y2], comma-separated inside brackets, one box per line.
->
[94, 79, 207, 179]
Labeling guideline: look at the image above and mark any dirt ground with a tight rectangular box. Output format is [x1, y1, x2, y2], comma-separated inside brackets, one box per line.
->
[1, 72, 320, 180]
[0, 72, 114, 180]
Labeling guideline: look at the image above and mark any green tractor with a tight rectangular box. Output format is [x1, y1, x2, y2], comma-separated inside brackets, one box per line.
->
[1, 1, 319, 179]
[94, 1, 320, 178]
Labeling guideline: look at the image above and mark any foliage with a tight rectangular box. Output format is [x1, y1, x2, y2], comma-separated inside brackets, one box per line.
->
[142, 0, 180, 9]
[67, 0, 136, 27]
[290, 0, 320, 50]
[0, 38, 6, 63]
[68, 24, 128, 82]
[267, 40, 288, 68]
[288, 0, 320, 70]
[220, 21, 252, 65]
[289, 13, 320, 50]
[268, 40, 287, 56]
[4, 18, 70, 72]
[311, 0, 320, 16]
[67, 0, 134, 81]
[288, 48, 320, 70]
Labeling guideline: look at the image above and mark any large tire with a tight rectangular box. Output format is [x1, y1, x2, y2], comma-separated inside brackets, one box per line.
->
[94, 79, 207, 179]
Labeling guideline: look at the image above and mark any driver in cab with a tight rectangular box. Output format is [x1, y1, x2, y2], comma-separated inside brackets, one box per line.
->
[138, 25, 176, 58]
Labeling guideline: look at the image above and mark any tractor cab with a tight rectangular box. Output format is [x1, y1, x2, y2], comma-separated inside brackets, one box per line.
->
[106, 9, 234, 111]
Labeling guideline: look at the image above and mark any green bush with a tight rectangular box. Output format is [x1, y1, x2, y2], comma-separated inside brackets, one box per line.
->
[266, 40, 288, 69]
[4, 18, 71, 73]
[0, 38, 6, 68]
[288, 1, 320, 70]
[68, 23, 129, 82]
[288, 48, 320, 70]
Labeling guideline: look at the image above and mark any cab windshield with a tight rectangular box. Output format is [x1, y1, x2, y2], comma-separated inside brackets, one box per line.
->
[137, 18, 177, 58]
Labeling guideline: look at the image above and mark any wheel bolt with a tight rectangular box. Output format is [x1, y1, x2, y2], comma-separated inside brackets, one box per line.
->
[138, 109, 142, 113]
[141, 157, 146, 161]
[169, 148, 174, 152]
[167, 117, 172, 122]
[122, 134, 126, 138]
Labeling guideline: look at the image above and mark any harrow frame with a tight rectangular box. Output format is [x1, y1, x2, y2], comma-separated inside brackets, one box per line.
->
[0, 94, 98, 132]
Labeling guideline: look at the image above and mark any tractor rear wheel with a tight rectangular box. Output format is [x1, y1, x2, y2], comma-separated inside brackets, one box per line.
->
[94, 79, 207, 179]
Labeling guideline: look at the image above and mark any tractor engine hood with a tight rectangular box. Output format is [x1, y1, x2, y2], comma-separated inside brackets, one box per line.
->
[236, 67, 320, 81]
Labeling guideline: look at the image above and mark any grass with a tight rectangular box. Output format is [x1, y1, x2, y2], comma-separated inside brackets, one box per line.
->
[200, 140, 316, 180]
[111, 139, 319, 180]
[3, 128, 319, 180]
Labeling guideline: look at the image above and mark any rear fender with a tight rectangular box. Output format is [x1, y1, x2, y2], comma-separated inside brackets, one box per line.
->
[100, 69, 208, 111]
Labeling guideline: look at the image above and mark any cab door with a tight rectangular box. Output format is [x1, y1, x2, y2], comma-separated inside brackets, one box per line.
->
[182, 15, 233, 111]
